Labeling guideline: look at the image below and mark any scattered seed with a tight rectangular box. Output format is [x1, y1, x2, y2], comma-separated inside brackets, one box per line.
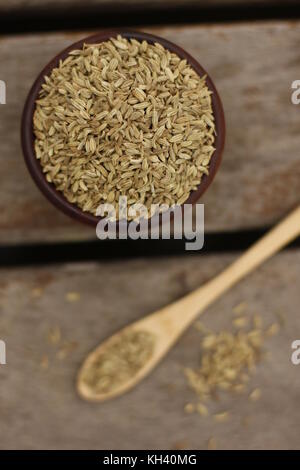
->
[253, 314, 263, 329]
[249, 388, 261, 402]
[275, 311, 286, 328]
[65, 291, 80, 302]
[233, 302, 247, 315]
[194, 321, 211, 335]
[172, 440, 189, 450]
[214, 411, 230, 423]
[233, 383, 246, 394]
[40, 355, 49, 370]
[233, 316, 249, 328]
[207, 437, 217, 450]
[48, 326, 61, 345]
[57, 341, 78, 360]
[31, 287, 43, 298]
[241, 416, 251, 428]
[197, 403, 209, 416]
[266, 323, 280, 337]
[184, 403, 195, 414]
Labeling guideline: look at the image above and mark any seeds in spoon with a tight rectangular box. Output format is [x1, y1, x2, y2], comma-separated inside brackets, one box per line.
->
[81, 329, 155, 395]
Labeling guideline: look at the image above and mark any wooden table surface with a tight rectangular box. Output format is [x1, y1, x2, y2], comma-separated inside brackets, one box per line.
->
[0, 1, 299, 450]
[0, 0, 289, 13]
[0, 252, 299, 449]
[1, 21, 300, 243]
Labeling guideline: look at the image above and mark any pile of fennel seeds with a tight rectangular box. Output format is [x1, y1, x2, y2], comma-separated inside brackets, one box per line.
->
[33, 35, 215, 219]
[183, 304, 280, 420]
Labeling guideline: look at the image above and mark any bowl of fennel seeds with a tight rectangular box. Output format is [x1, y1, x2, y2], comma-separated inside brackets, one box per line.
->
[21, 30, 225, 225]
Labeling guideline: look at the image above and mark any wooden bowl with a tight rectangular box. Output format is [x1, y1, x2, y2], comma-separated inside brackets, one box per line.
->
[21, 30, 225, 226]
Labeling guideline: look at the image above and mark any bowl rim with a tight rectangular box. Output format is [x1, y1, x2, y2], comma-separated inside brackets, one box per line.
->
[21, 29, 225, 227]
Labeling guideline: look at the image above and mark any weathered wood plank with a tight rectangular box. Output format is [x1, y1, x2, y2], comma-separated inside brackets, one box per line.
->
[0, 251, 299, 449]
[0, 22, 299, 243]
[0, 0, 285, 13]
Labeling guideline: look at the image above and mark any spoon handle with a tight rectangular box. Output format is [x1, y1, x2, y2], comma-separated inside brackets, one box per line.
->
[164, 205, 300, 328]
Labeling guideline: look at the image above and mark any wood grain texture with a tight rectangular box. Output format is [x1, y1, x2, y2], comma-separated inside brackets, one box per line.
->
[0, 21, 299, 243]
[0, 251, 299, 449]
[0, 0, 286, 13]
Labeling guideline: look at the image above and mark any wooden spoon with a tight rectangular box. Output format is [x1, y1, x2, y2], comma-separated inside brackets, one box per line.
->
[77, 205, 300, 402]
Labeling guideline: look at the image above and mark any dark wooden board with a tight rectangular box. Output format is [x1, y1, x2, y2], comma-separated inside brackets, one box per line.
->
[0, 0, 288, 13]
